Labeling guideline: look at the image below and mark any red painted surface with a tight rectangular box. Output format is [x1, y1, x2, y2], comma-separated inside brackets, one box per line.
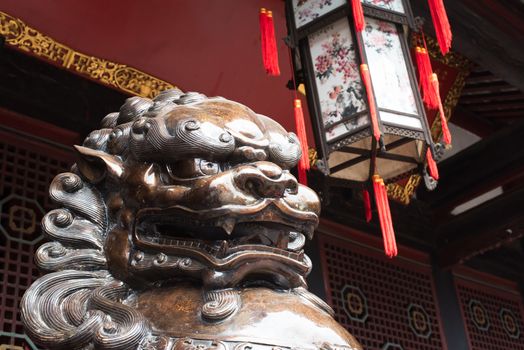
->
[0, 0, 315, 144]
[423, 58, 462, 130]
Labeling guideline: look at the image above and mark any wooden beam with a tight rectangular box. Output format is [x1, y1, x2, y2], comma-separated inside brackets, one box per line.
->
[321, 191, 437, 250]
[465, 250, 524, 286]
[439, 228, 524, 270]
[410, 1, 524, 93]
[465, 74, 502, 85]
[469, 102, 524, 112]
[460, 92, 524, 105]
[470, 66, 490, 74]
[478, 110, 524, 120]
[437, 186, 524, 269]
[461, 84, 518, 96]
[451, 106, 498, 137]
[418, 121, 524, 209]
[459, 0, 524, 40]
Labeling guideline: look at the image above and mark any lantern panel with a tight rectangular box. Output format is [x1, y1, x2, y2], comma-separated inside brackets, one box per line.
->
[328, 137, 374, 182]
[362, 17, 419, 121]
[292, 0, 346, 28]
[381, 111, 422, 129]
[327, 135, 424, 182]
[361, 0, 405, 14]
[376, 135, 424, 180]
[308, 18, 369, 143]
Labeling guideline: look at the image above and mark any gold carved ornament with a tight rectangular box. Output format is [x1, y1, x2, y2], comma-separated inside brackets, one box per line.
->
[0, 345, 24, 350]
[386, 36, 472, 205]
[424, 36, 473, 141]
[0, 11, 176, 99]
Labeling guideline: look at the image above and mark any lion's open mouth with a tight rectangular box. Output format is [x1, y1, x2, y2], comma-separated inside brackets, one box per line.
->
[133, 202, 317, 266]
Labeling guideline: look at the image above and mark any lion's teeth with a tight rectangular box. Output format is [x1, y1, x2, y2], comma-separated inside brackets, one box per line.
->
[304, 224, 315, 239]
[287, 232, 306, 251]
[222, 218, 236, 235]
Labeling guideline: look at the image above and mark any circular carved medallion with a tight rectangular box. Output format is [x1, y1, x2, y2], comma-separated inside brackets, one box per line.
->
[341, 285, 368, 323]
[469, 299, 490, 331]
[407, 303, 432, 338]
[500, 308, 520, 339]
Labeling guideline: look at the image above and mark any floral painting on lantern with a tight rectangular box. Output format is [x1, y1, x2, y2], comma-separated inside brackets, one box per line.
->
[362, 0, 405, 13]
[362, 17, 418, 119]
[292, 0, 346, 28]
[309, 18, 368, 141]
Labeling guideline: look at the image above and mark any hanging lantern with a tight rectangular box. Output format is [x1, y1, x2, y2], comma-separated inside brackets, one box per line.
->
[286, 0, 445, 256]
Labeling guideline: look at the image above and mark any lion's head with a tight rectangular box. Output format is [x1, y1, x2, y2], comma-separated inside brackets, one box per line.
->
[21, 90, 360, 350]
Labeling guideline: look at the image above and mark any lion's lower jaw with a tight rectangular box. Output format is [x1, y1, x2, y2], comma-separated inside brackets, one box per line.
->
[127, 246, 312, 290]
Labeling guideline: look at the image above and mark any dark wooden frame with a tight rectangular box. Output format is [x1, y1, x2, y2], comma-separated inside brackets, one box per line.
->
[286, 0, 415, 44]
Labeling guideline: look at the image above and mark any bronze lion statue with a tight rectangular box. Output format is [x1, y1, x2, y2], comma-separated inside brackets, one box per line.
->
[21, 90, 362, 350]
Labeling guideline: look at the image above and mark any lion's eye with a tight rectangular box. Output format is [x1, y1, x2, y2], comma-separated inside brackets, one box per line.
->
[199, 160, 219, 176]
[166, 159, 221, 179]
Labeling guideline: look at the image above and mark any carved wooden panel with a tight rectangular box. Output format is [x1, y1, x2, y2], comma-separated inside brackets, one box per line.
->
[0, 128, 73, 349]
[455, 272, 524, 350]
[319, 233, 446, 349]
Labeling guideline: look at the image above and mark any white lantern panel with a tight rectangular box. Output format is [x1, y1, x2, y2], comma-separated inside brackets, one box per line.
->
[325, 114, 369, 141]
[292, 0, 346, 28]
[309, 18, 368, 141]
[380, 111, 422, 129]
[362, 17, 418, 115]
[361, 0, 405, 13]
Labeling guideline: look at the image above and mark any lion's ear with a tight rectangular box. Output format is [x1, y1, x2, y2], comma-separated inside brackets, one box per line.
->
[74, 145, 123, 183]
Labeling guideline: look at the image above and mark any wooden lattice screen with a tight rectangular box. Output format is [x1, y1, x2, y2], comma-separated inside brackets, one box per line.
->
[454, 270, 524, 350]
[319, 230, 446, 350]
[0, 124, 74, 349]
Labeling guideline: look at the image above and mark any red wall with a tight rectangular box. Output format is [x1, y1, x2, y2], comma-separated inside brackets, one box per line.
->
[1, 0, 314, 142]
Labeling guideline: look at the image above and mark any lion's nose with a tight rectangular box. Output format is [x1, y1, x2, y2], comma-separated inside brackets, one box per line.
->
[235, 162, 298, 198]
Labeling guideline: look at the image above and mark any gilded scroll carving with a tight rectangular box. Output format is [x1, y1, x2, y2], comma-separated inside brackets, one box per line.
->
[0, 11, 176, 99]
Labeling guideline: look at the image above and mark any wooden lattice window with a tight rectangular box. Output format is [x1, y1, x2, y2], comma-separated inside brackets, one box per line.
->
[454, 269, 524, 350]
[0, 127, 74, 349]
[319, 228, 446, 350]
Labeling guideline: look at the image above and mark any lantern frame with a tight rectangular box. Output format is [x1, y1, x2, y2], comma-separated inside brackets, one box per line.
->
[285, 0, 436, 187]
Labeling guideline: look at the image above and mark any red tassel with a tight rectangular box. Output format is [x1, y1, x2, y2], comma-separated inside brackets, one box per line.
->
[259, 9, 269, 72]
[373, 175, 397, 258]
[428, 0, 452, 56]
[351, 0, 366, 32]
[294, 99, 310, 185]
[426, 148, 439, 180]
[360, 64, 381, 142]
[380, 180, 397, 257]
[430, 73, 452, 144]
[415, 47, 439, 109]
[266, 10, 281, 76]
[363, 189, 372, 223]
[259, 9, 280, 76]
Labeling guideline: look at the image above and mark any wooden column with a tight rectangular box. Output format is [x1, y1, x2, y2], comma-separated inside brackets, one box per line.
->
[432, 263, 470, 350]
